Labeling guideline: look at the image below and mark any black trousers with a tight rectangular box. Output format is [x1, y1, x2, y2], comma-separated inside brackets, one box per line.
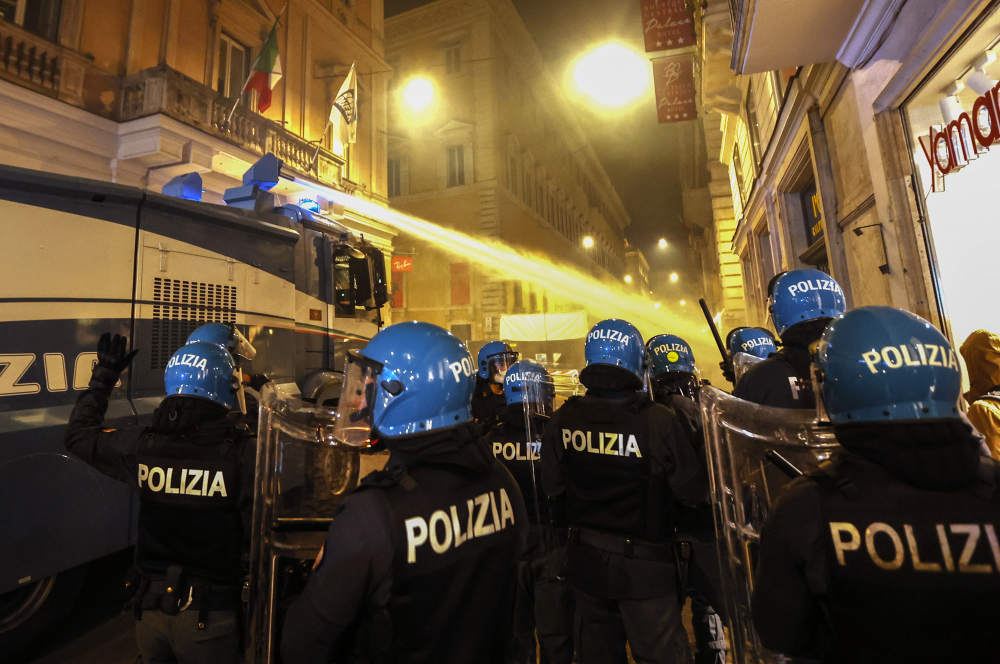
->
[684, 536, 728, 664]
[573, 589, 690, 664]
[511, 544, 575, 664]
[136, 609, 240, 664]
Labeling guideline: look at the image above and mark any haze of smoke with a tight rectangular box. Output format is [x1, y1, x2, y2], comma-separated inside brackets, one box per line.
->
[328, 190, 728, 385]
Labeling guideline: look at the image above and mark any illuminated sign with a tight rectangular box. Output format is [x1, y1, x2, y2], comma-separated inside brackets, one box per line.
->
[919, 83, 999, 192]
[391, 256, 413, 272]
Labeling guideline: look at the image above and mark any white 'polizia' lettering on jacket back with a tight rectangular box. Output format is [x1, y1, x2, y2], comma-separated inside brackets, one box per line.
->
[561, 429, 642, 458]
[138, 464, 228, 497]
[404, 489, 516, 563]
[830, 521, 1000, 573]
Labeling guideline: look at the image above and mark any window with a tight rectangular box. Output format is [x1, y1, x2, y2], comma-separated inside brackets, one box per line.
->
[388, 158, 402, 197]
[513, 282, 523, 311]
[2, 0, 62, 42]
[529, 291, 537, 313]
[445, 45, 461, 74]
[508, 156, 518, 192]
[450, 263, 470, 306]
[746, 82, 763, 166]
[446, 146, 465, 187]
[218, 34, 251, 102]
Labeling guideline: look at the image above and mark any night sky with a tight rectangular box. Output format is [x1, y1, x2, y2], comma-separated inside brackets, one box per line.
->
[385, 0, 695, 281]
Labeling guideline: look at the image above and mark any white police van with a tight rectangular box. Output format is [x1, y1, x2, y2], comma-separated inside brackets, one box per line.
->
[0, 156, 389, 651]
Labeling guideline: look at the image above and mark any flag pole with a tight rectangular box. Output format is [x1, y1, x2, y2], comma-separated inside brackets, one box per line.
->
[311, 116, 334, 168]
[226, 3, 288, 125]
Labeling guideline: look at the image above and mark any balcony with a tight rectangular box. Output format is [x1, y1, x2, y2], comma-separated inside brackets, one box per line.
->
[0, 18, 92, 108]
[729, 0, 906, 74]
[120, 65, 345, 190]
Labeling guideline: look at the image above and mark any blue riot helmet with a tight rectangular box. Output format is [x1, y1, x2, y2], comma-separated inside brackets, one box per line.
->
[477, 340, 519, 384]
[581, 319, 646, 391]
[164, 341, 239, 410]
[769, 269, 847, 337]
[647, 334, 696, 377]
[726, 327, 777, 359]
[503, 360, 555, 412]
[186, 323, 256, 364]
[332, 321, 476, 446]
[817, 306, 962, 424]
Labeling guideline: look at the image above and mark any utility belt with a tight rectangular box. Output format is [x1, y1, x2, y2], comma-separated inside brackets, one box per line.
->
[127, 565, 241, 630]
[569, 527, 674, 562]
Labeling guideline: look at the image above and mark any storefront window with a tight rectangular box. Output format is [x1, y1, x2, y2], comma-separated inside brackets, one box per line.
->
[905, 7, 1000, 346]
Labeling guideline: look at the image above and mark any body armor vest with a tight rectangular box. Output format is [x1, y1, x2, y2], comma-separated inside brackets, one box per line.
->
[367, 457, 522, 664]
[817, 455, 1000, 663]
[135, 422, 249, 585]
[555, 396, 670, 543]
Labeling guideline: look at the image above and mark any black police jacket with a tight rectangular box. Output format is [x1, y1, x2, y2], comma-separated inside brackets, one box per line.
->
[281, 422, 529, 664]
[733, 344, 814, 409]
[540, 391, 708, 599]
[64, 388, 255, 586]
[752, 423, 1000, 663]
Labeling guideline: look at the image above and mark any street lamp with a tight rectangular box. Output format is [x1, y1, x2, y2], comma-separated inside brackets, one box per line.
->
[669, 272, 679, 283]
[658, 238, 667, 249]
[582, 236, 594, 248]
[680, 300, 686, 306]
[404, 78, 434, 110]
[574, 44, 648, 107]
[654, 302, 661, 309]
[624, 275, 632, 283]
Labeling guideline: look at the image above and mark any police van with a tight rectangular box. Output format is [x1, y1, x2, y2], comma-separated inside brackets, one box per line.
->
[0, 156, 390, 650]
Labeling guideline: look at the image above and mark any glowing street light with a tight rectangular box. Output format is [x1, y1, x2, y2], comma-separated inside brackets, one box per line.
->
[582, 235, 594, 248]
[680, 300, 686, 306]
[654, 302, 661, 309]
[404, 78, 434, 110]
[574, 44, 648, 107]
[669, 272, 679, 283]
[624, 275, 632, 283]
[658, 238, 667, 249]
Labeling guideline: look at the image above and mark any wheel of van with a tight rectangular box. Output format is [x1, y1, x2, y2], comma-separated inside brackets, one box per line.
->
[0, 566, 86, 657]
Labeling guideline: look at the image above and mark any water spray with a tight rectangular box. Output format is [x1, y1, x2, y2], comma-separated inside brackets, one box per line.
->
[321, 187, 726, 382]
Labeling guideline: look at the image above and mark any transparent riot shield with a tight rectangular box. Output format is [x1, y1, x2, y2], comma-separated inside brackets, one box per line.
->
[520, 370, 555, 525]
[699, 385, 840, 664]
[732, 351, 765, 383]
[248, 383, 389, 664]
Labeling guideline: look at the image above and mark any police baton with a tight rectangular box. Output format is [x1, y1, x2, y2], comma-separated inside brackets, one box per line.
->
[699, 299, 734, 383]
[765, 449, 804, 478]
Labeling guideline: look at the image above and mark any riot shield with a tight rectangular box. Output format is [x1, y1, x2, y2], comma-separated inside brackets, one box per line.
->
[520, 369, 556, 525]
[732, 351, 764, 383]
[248, 382, 389, 664]
[699, 386, 840, 664]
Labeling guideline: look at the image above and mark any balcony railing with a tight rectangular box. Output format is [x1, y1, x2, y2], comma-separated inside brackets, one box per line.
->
[120, 65, 346, 191]
[0, 18, 90, 108]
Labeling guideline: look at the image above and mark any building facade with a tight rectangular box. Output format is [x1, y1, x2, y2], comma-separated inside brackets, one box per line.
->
[690, 0, 1000, 354]
[0, 0, 395, 254]
[383, 0, 630, 343]
[625, 242, 651, 296]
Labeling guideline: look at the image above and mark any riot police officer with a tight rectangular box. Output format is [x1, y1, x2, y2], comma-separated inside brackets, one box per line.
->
[64, 330, 255, 664]
[486, 360, 574, 664]
[472, 340, 519, 435]
[281, 321, 528, 664]
[647, 334, 727, 664]
[734, 269, 846, 408]
[541, 320, 708, 664]
[724, 327, 777, 385]
[752, 306, 1000, 663]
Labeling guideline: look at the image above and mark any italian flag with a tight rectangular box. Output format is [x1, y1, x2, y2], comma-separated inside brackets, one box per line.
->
[244, 23, 282, 113]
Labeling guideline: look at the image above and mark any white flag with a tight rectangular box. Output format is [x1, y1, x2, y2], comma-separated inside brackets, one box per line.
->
[331, 63, 357, 145]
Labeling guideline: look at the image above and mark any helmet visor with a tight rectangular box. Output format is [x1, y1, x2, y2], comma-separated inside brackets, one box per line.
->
[488, 352, 519, 383]
[228, 324, 257, 362]
[332, 352, 381, 447]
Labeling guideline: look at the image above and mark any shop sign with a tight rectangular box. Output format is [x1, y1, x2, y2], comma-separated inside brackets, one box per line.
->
[919, 83, 1000, 192]
[652, 54, 696, 123]
[800, 181, 824, 244]
[391, 256, 413, 272]
[640, 0, 696, 52]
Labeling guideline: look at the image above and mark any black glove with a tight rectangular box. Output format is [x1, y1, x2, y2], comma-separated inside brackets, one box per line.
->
[97, 332, 139, 373]
[719, 360, 735, 385]
[247, 373, 270, 392]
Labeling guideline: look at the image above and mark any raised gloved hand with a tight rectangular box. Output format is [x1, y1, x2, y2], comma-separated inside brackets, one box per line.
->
[245, 373, 270, 392]
[719, 360, 735, 385]
[97, 332, 139, 373]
